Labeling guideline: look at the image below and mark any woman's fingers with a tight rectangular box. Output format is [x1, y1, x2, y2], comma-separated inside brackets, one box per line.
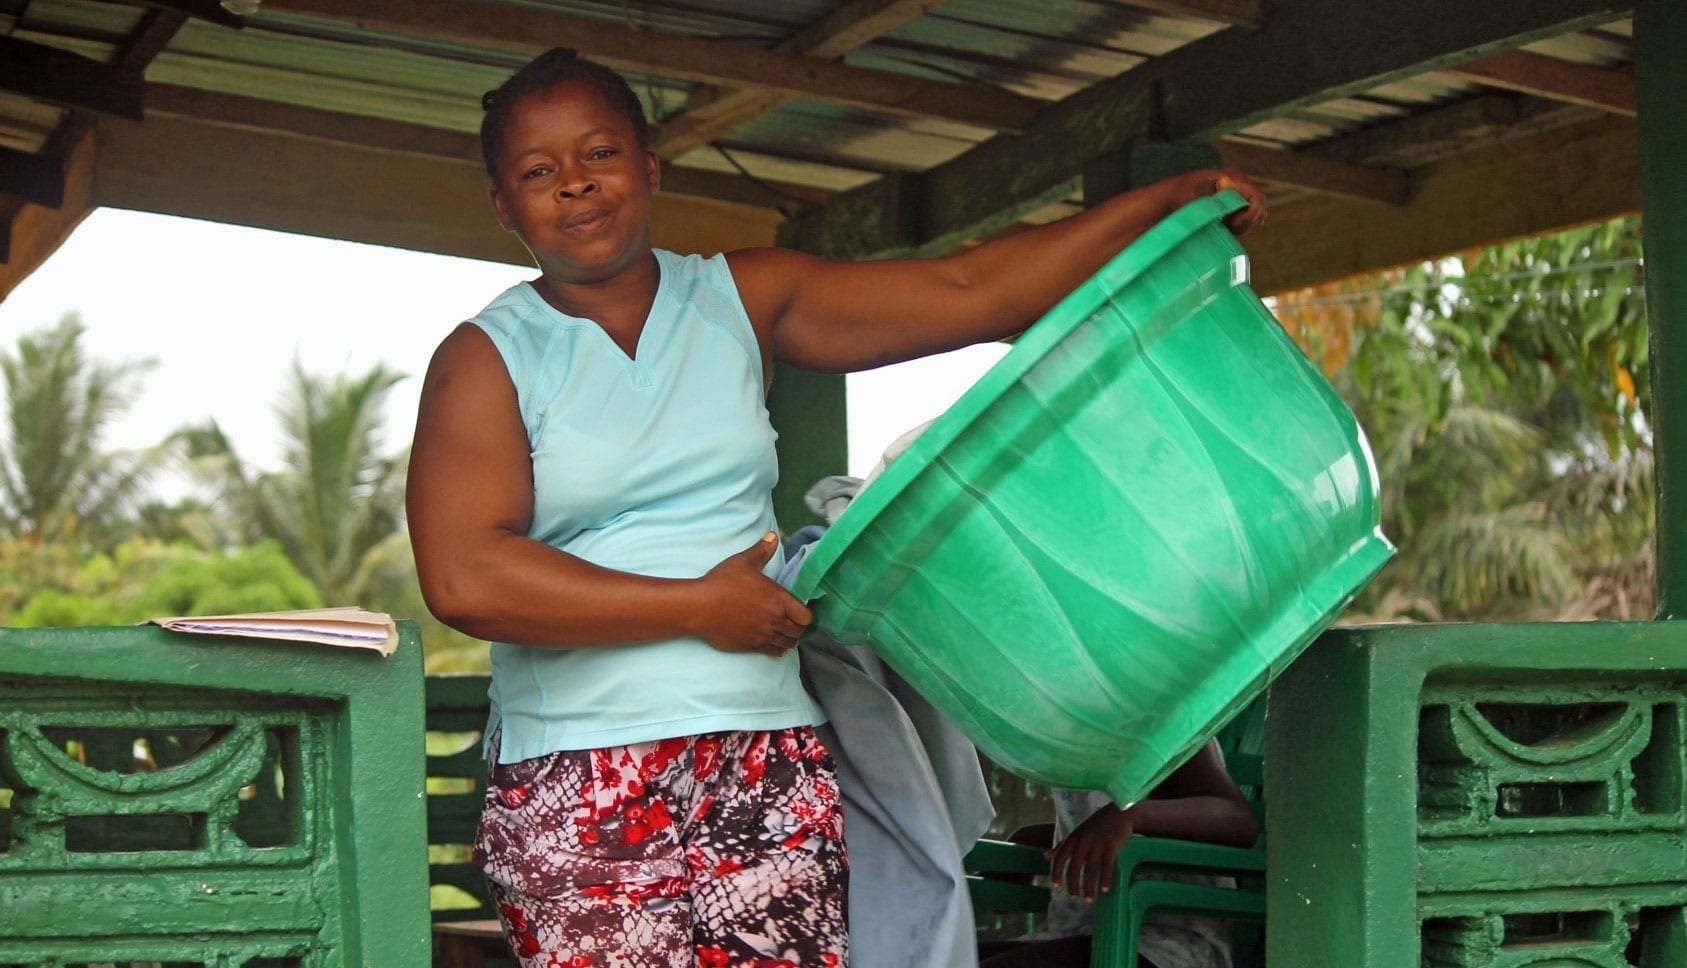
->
[1214, 170, 1267, 234]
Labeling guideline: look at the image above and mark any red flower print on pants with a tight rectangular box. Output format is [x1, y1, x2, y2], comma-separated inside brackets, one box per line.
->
[742, 733, 769, 786]
[695, 736, 722, 780]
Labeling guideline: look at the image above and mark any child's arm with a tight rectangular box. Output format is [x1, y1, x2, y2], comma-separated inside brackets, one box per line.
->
[1048, 740, 1258, 903]
[727, 169, 1266, 377]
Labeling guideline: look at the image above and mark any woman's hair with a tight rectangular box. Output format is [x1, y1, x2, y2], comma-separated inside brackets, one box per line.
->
[479, 47, 651, 179]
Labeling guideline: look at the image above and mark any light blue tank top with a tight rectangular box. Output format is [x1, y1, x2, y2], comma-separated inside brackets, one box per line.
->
[470, 249, 825, 763]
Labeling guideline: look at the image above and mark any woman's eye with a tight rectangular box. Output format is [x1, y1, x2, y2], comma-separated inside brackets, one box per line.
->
[589, 149, 616, 161]
[522, 166, 549, 180]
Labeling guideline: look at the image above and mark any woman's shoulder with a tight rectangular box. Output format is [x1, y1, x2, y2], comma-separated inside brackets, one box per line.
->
[657, 247, 742, 296]
[467, 280, 547, 336]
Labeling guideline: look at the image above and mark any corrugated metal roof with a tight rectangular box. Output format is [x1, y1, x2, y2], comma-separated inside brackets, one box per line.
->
[0, 0, 1642, 253]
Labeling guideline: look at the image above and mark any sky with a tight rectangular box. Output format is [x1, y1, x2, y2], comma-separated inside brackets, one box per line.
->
[0, 207, 1009, 488]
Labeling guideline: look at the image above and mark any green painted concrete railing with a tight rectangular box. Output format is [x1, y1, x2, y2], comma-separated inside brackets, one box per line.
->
[0, 623, 431, 968]
[11, 621, 1687, 968]
[1266, 622, 1687, 967]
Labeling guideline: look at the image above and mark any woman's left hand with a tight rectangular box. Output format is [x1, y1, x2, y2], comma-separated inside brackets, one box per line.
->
[1173, 167, 1267, 236]
[1194, 166, 1268, 236]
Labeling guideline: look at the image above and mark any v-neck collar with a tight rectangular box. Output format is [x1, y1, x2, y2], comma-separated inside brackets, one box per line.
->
[523, 252, 670, 383]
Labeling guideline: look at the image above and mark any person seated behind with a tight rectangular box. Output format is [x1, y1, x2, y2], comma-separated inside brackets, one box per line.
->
[980, 739, 1258, 968]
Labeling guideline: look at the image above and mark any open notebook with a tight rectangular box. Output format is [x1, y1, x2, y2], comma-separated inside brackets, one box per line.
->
[147, 607, 399, 657]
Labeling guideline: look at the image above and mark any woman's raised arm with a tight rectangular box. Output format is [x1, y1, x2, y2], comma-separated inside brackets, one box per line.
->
[729, 168, 1265, 375]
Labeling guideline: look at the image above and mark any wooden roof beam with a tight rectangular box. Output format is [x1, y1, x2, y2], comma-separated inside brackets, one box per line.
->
[141, 0, 246, 30]
[780, 0, 1629, 259]
[1215, 141, 1411, 206]
[1246, 115, 1637, 295]
[0, 134, 96, 300]
[1442, 49, 1637, 116]
[1311, 94, 1525, 165]
[143, 83, 829, 212]
[0, 36, 143, 120]
[88, 112, 784, 270]
[656, 0, 946, 159]
[0, 146, 65, 209]
[117, 8, 197, 69]
[1118, 0, 1265, 29]
[261, 0, 1042, 133]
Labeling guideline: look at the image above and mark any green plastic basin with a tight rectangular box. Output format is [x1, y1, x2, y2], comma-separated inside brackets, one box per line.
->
[792, 191, 1395, 805]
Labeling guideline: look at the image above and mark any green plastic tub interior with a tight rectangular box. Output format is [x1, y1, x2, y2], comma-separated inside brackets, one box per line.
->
[792, 190, 1395, 805]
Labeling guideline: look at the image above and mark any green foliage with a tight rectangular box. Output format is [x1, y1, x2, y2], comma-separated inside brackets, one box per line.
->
[5, 539, 322, 628]
[0, 314, 161, 544]
[172, 359, 488, 672]
[176, 360, 408, 605]
[1336, 216, 1653, 622]
[126, 541, 325, 618]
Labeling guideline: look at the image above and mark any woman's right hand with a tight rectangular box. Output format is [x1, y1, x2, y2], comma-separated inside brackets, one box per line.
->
[690, 533, 813, 657]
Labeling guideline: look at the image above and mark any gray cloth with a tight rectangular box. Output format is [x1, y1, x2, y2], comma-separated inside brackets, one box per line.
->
[804, 475, 865, 526]
[802, 633, 996, 968]
[790, 459, 994, 968]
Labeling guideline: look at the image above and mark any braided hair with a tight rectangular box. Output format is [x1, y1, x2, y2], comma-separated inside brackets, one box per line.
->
[479, 47, 651, 181]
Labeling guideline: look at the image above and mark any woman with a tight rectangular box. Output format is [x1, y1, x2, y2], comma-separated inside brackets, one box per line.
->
[406, 47, 1265, 968]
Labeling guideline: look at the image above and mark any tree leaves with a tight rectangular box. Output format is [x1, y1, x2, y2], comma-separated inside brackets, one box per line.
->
[1304, 215, 1654, 621]
[0, 314, 162, 544]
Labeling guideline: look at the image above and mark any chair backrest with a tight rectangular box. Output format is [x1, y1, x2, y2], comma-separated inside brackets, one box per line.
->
[424, 674, 496, 923]
[1213, 694, 1267, 826]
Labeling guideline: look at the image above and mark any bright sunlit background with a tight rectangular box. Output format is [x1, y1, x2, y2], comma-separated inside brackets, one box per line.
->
[0, 207, 1009, 487]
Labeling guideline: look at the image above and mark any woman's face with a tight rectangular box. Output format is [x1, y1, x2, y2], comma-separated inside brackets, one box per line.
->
[489, 81, 660, 284]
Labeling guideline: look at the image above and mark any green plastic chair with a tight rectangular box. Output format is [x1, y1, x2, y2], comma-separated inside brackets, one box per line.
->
[966, 697, 1268, 968]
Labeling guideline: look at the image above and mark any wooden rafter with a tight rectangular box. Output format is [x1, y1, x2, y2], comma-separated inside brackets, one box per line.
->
[0, 146, 64, 209]
[0, 36, 143, 120]
[1311, 94, 1525, 165]
[1118, 0, 1265, 29]
[0, 4, 189, 251]
[117, 8, 196, 69]
[780, 0, 1629, 259]
[141, 0, 245, 30]
[0, 198, 21, 264]
[1215, 141, 1411, 206]
[89, 112, 784, 271]
[1247, 116, 1637, 295]
[0, 134, 96, 299]
[1309, 93, 1590, 171]
[655, 0, 946, 160]
[261, 0, 1042, 133]
[143, 84, 829, 212]
[1442, 49, 1637, 116]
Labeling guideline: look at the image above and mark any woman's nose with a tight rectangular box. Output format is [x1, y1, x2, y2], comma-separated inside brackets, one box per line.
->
[557, 174, 597, 199]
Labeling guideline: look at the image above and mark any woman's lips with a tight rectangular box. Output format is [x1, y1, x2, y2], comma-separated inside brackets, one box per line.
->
[565, 208, 613, 231]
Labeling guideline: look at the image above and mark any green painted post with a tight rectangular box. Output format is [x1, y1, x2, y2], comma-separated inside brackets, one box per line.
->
[0, 623, 431, 967]
[1638, 0, 1687, 618]
[767, 360, 848, 533]
[1267, 622, 1687, 966]
[769, 202, 853, 534]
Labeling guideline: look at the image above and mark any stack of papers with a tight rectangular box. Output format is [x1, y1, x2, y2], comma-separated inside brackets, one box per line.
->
[148, 607, 399, 657]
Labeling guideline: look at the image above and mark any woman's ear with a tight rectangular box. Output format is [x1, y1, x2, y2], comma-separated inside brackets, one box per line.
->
[489, 181, 516, 232]
[645, 149, 661, 194]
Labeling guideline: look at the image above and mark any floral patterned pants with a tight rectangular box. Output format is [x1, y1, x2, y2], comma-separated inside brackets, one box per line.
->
[475, 727, 849, 967]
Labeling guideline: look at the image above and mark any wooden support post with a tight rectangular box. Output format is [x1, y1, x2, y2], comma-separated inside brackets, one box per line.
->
[1638, 0, 1687, 618]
